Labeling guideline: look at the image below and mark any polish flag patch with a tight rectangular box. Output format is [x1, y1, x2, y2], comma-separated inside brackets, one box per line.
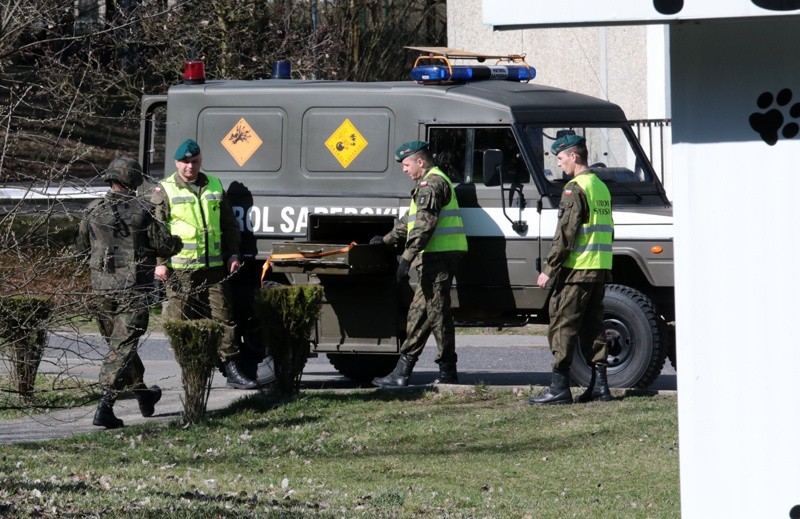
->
[419, 181, 428, 187]
[564, 189, 572, 196]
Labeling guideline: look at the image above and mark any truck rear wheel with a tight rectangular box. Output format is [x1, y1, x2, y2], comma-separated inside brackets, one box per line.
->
[327, 353, 399, 382]
[570, 284, 667, 389]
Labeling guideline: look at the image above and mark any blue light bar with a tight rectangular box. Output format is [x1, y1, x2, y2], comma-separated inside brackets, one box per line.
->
[411, 65, 536, 84]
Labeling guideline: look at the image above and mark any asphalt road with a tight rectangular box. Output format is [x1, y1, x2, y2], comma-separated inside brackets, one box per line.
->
[0, 332, 675, 445]
[41, 330, 676, 391]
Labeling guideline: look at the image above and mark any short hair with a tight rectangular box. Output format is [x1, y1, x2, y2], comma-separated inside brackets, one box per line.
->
[571, 142, 588, 164]
[415, 147, 434, 165]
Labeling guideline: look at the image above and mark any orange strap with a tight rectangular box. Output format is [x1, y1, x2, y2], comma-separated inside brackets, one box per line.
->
[261, 242, 358, 283]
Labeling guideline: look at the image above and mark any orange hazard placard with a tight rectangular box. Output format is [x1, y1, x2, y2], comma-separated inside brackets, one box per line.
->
[324, 119, 368, 168]
[222, 118, 263, 167]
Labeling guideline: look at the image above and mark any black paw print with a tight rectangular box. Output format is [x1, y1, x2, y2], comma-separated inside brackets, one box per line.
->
[748, 88, 800, 146]
[751, 0, 800, 10]
[653, 0, 683, 15]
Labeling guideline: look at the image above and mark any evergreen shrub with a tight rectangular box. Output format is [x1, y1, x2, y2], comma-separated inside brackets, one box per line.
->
[253, 284, 323, 395]
[163, 318, 222, 423]
[0, 296, 52, 398]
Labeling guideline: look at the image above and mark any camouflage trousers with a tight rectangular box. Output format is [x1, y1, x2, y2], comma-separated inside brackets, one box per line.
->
[96, 291, 150, 392]
[547, 280, 608, 371]
[164, 267, 239, 362]
[399, 253, 462, 364]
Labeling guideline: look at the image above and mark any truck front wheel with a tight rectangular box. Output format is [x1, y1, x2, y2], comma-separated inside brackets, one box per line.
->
[570, 284, 667, 389]
[327, 353, 400, 382]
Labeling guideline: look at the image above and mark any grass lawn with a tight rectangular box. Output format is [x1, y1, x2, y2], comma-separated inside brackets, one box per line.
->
[0, 374, 96, 420]
[0, 388, 679, 517]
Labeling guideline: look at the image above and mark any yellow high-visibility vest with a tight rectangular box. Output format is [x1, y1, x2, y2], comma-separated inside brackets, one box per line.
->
[563, 173, 613, 270]
[408, 167, 468, 253]
[160, 173, 224, 269]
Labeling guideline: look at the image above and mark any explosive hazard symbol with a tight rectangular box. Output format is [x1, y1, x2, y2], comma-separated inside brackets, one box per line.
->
[222, 118, 263, 167]
[325, 119, 368, 168]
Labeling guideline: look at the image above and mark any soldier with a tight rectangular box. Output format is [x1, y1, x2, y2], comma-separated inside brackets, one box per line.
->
[76, 157, 183, 428]
[529, 133, 614, 405]
[152, 139, 258, 389]
[371, 141, 468, 388]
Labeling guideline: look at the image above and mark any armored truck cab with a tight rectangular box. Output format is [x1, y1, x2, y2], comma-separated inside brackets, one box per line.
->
[140, 69, 674, 389]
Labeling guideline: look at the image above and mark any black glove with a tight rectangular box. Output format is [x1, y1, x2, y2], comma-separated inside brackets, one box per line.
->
[396, 258, 411, 282]
[369, 235, 385, 245]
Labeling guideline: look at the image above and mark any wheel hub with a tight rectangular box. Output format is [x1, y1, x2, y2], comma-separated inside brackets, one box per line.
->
[604, 318, 633, 368]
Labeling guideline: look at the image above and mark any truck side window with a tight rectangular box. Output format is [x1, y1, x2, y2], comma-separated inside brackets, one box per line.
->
[428, 128, 467, 183]
[428, 126, 529, 185]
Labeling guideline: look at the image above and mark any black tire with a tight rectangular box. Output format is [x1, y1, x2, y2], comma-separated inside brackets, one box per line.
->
[570, 284, 667, 389]
[327, 353, 399, 382]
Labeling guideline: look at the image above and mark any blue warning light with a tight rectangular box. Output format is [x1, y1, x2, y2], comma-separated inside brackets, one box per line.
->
[411, 65, 536, 84]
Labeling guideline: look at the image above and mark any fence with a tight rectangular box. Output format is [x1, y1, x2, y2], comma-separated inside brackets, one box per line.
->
[629, 118, 672, 200]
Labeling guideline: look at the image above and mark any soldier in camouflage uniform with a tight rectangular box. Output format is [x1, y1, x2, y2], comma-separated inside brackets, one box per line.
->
[529, 133, 614, 405]
[75, 158, 183, 428]
[372, 141, 468, 388]
[151, 139, 257, 389]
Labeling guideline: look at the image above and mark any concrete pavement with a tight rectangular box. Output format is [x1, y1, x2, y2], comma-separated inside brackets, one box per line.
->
[0, 332, 675, 445]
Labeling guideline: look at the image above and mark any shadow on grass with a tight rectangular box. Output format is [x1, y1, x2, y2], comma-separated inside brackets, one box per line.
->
[0, 475, 327, 518]
[215, 385, 436, 418]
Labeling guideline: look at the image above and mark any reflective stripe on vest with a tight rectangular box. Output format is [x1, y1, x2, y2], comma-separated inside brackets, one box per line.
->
[407, 167, 468, 253]
[563, 173, 613, 270]
[160, 173, 224, 269]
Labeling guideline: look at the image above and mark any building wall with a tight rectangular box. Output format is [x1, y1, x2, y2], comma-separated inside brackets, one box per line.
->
[447, 0, 651, 119]
[671, 16, 800, 518]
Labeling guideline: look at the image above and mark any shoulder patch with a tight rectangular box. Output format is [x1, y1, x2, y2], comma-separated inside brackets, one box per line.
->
[564, 189, 572, 196]
[154, 186, 161, 192]
[418, 181, 428, 187]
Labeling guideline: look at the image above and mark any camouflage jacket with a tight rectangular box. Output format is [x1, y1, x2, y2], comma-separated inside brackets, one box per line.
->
[76, 191, 182, 292]
[150, 172, 241, 267]
[384, 169, 459, 264]
[543, 176, 612, 284]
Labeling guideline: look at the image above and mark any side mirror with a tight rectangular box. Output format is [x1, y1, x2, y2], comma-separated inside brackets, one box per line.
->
[482, 149, 503, 187]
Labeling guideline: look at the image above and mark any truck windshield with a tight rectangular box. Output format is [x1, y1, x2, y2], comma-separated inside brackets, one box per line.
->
[522, 125, 655, 186]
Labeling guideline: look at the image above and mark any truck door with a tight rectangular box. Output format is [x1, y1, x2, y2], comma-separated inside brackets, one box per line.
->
[427, 126, 545, 325]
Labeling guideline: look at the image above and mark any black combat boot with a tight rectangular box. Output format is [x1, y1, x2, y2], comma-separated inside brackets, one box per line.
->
[528, 368, 573, 405]
[223, 360, 259, 389]
[93, 390, 124, 429]
[433, 361, 459, 384]
[576, 365, 612, 403]
[133, 385, 162, 417]
[372, 354, 416, 388]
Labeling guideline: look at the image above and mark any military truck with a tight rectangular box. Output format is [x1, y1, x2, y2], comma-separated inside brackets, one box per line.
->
[139, 50, 674, 389]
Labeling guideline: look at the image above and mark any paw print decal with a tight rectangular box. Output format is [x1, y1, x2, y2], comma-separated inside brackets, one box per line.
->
[652, 0, 800, 15]
[748, 88, 800, 146]
[653, 0, 684, 15]
[751, 0, 800, 10]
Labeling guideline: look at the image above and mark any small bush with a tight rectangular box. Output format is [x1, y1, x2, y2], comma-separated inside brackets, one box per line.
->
[0, 296, 53, 398]
[253, 284, 323, 395]
[163, 319, 222, 424]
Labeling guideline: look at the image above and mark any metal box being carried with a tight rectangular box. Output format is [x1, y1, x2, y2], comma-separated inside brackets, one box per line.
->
[270, 214, 396, 276]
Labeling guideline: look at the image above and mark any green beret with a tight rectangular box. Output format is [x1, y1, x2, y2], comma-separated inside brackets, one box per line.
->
[551, 134, 585, 155]
[174, 139, 201, 160]
[395, 140, 428, 162]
